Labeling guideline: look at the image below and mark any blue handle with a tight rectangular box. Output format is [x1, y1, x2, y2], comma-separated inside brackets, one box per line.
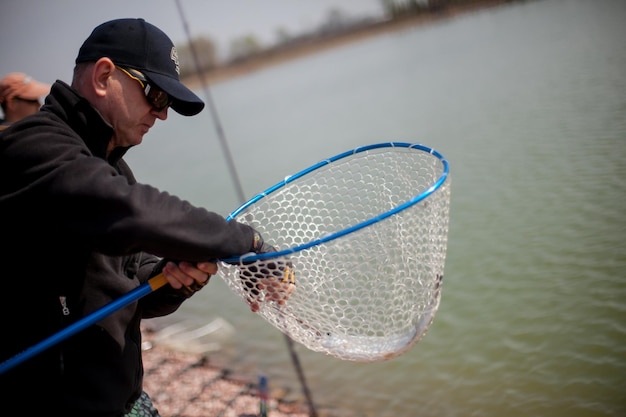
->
[0, 274, 166, 375]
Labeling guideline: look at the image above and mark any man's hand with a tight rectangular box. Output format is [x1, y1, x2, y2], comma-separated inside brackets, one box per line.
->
[163, 261, 217, 296]
[240, 257, 296, 312]
[240, 230, 296, 312]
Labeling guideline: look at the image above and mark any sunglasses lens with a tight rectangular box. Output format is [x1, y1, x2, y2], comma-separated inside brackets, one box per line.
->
[117, 66, 171, 111]
[146, 88, 171, 111]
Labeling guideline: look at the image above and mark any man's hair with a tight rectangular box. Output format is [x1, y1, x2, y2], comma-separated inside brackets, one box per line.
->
[71, 63, 91, 89]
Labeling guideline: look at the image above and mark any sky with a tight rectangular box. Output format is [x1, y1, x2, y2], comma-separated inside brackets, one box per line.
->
[1, 0, 384, 87]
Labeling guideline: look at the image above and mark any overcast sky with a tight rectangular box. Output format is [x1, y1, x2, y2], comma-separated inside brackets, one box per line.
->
[1, 0, 384, 86]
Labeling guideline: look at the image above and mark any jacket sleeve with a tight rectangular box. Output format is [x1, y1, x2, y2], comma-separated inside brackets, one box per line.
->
[2, 120, 256, 262]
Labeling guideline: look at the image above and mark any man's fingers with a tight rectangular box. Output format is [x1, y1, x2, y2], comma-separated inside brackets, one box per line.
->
[163, 261, 212, 293]
[239, 257, 295, 311]
[197, 261, 218, 275]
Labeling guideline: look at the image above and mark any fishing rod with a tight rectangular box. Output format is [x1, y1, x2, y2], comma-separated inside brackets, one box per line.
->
[173, 2, 318, 416]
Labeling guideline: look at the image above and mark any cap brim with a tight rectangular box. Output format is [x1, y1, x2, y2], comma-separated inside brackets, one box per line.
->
[143, 71, 204, 116]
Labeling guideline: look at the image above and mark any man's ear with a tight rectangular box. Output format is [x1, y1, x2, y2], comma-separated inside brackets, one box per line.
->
[92, 58, 115, 98]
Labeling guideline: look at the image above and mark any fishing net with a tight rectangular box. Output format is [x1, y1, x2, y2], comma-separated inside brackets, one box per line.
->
[218, 142, 451, 363]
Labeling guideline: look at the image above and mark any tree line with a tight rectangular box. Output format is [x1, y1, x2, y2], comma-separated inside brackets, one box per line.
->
[176, 0, 517, 77]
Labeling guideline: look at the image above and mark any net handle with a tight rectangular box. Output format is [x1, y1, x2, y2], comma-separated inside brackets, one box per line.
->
[222, 142, 450, 263]
[0, 274, 168, 375]
[0, 142, 450, 372]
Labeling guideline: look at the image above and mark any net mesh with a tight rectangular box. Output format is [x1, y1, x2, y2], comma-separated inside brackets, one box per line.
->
[218, 144, 451, 362]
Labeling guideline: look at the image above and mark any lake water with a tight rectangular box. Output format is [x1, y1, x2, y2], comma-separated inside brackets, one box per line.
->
[126, 0, 626, 416]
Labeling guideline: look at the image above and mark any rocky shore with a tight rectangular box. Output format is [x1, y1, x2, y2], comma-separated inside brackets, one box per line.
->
[141, 324, 310, 417]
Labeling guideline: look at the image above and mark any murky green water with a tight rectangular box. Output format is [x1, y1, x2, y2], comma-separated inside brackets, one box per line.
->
[129, 1, 626, 415]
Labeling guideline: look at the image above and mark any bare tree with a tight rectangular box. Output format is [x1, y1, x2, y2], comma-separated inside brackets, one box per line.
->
[274, 26, 291, 46]
[229, 35, 263, 61]
[177, 36, 218, 77]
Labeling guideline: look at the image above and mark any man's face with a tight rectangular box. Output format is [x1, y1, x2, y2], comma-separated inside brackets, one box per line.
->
[106, 66, 169, 152]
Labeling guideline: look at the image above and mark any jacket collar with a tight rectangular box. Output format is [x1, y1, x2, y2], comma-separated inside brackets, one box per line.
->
[45, 81, 129, 164]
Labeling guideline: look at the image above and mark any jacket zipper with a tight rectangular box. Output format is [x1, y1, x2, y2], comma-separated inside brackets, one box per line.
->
[58, 296, 71, 373]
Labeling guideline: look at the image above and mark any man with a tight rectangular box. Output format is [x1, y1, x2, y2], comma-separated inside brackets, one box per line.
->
[0, 72, 50, 130]
[0, 18, 287, 416]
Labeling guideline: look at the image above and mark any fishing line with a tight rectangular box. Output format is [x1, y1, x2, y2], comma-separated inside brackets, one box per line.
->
[173, 1, 318, 415]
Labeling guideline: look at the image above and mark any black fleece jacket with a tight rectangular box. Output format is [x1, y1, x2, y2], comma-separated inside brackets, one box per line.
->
[0, 81, 255, 416]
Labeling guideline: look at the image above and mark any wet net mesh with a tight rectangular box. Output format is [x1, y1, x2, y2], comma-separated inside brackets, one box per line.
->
[218, 144, 451, 362]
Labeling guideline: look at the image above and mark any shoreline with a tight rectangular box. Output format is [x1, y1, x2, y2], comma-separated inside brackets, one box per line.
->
[182, 0, 522, 88]
[141, 323, 311, 417]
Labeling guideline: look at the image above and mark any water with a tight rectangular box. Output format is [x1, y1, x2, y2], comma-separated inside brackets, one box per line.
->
[126, 0, 626, 415]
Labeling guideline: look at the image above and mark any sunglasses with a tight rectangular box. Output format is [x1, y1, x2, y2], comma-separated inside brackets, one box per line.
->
[115, 66, 172, 111]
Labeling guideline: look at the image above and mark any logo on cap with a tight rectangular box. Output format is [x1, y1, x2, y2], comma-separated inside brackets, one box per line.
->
[170, 47, 180, 75]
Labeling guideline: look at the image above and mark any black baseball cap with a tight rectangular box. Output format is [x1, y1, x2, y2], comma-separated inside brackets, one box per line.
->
[76, 18, 204, 116]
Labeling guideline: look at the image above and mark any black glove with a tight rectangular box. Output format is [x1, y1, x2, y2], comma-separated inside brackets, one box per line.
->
[248, 229, 292, 281]
[251, 230, 277, 254]
[240, 230, 295, 312]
